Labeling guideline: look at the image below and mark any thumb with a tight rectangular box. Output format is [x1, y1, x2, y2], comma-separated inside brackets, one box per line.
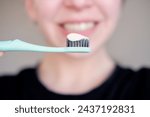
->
[0, 52, 4, 57]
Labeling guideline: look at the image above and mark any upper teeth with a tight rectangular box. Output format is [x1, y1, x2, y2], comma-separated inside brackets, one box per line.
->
[63, 22, 95, 31]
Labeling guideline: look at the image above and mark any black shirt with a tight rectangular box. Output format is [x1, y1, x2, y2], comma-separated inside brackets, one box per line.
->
[0, 65, 150, 100]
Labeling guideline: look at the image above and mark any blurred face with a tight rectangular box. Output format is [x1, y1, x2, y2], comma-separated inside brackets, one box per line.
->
[26, 0, 122, 55]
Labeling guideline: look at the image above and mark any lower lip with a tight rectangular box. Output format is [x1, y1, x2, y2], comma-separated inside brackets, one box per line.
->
[58, 23, 99, 37]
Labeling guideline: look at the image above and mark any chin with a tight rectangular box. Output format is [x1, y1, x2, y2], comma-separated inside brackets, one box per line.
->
[64, 53, 92, 59]
[64, 45, 99, 60]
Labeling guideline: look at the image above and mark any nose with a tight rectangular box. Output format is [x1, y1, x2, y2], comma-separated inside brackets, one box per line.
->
[63, 0, 93, 10]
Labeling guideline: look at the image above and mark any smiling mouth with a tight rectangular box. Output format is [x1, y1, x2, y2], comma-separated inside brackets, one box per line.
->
[59, 22, 99, 35]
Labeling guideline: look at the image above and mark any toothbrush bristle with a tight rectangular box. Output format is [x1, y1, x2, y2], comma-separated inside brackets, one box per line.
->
[67, 39, 89, 47]
[67, 33, 89, 47]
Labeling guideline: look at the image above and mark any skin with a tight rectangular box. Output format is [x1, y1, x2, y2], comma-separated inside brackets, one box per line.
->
[2, 0, 123, 95]
[26, 0, 121, 55]
[0, 52, 4, 57]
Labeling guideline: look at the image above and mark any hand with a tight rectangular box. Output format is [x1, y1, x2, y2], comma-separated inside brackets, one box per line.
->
[0, 52, 4, 57]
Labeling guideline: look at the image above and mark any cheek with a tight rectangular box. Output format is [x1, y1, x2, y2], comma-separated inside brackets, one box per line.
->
[32, 1, 64, 46]
[34, 0, 62, 20]
[91, 0, 122, 51]
[96, 0, 121, 19]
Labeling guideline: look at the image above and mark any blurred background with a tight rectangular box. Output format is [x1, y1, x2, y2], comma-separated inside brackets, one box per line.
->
[0, 0, 150, 75]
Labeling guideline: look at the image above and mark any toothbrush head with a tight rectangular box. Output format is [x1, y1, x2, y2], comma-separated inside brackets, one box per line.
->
[67, 33, 89, 47]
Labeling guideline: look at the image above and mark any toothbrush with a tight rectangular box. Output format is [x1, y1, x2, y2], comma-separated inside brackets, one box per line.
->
[0, 33, 90, 53]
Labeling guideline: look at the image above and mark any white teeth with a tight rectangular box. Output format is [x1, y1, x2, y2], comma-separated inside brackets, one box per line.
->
[63, 22, 95, 31]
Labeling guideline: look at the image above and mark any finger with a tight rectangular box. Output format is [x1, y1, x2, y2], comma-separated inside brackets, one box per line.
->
[0, 52, 4, 57]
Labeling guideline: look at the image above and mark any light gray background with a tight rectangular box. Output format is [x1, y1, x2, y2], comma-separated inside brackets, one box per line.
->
[0, 0, 150, 75]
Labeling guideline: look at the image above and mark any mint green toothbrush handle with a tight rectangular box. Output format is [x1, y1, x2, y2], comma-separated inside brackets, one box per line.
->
[0, 39, 90, 53]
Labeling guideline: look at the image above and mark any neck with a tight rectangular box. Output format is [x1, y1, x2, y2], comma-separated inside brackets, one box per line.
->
[38, 48, 115, 95]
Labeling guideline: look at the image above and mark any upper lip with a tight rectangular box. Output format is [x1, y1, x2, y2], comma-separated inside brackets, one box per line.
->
[57, 17, 100, 24]
[58, 20, 99, 27]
